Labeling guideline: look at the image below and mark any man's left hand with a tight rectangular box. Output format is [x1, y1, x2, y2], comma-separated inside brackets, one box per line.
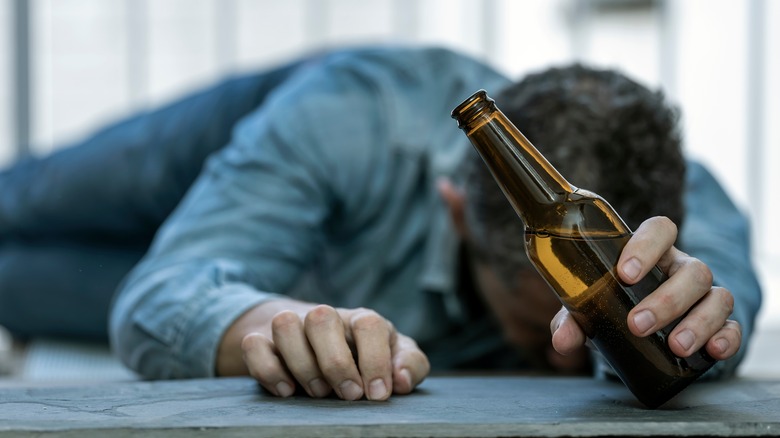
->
[550, 216, 742, 361]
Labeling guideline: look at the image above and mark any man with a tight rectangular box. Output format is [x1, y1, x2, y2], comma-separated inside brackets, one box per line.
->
[0, 46, 760, 401]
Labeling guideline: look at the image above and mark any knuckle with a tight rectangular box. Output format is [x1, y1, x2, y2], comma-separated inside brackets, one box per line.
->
[271, 310, 301, 332]
[240, 333, 268, 353]
[320, 355, 355, 373]
[657, 216, 678, 236]
[655, 290, 678, 312]
[686, 312, 709, 330]
[241, 341, 281, 384]
[643, 216, 677, 236]
[414, 351, 431, 374]
[398, 348, 430, 374]
[689, 259, 714, 287]
[716, 288, 735, 315]
[247, 365, 274, 385]
[305, 304, 337, 326]
[351, 311, 387, 333]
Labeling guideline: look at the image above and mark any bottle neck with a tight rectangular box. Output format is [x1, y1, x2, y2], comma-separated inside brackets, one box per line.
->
[453, 91, 575, 225]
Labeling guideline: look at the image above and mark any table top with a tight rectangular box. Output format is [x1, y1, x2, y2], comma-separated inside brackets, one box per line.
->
[1, 375, 778, 437]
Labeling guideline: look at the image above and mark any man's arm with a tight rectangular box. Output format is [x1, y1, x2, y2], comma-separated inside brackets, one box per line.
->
[109, 65, 429, 399]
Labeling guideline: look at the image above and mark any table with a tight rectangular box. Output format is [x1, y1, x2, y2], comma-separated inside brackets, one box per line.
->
[1, 376, 778, 437]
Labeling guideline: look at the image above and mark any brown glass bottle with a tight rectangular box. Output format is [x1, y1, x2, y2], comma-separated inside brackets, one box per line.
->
[451, 90, 715, 408]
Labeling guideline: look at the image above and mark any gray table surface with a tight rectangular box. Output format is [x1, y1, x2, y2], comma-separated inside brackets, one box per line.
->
[0, 375, 778, 437]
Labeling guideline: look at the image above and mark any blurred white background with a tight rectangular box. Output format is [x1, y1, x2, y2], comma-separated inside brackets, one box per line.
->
[0, 0, 777, 374]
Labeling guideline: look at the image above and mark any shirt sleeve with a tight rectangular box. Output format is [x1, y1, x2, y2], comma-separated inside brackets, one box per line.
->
[677, 160, 762, 379]
[108, 68, 376, 379]
[108, 46, 511, 379]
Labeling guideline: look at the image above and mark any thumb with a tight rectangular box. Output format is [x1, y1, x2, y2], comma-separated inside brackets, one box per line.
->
[390, 334, 430, 394]
[550, 307, 586, 355]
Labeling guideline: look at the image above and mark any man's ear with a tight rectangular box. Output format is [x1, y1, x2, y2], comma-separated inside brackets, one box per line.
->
[436, 177, 470, 239]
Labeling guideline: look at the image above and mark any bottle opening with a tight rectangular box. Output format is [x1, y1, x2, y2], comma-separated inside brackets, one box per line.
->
[451, 89, 496, 129]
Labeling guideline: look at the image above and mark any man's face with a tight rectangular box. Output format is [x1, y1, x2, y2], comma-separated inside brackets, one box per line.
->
[438, 177, 588, 371]
[470, 261, 558, 349]
[469, 257, 591, 373]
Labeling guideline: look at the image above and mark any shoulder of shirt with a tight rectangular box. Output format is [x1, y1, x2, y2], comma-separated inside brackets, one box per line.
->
[319, 44, 483, 66]
[304, 44, 509, 87]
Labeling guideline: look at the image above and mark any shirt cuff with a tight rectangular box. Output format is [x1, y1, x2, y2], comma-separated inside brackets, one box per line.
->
[177, 283, 283, 378]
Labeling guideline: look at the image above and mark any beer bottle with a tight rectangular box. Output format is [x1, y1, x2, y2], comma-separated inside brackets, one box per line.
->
[451, 89, 715, 408]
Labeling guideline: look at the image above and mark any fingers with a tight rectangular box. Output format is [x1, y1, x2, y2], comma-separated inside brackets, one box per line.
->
[666, 287, 737, 358]
[550, 306, 586, 356]
[618, 216, 741, 359]
[550, 215, 742, 365]
[304, 305, 365, 400]
[618, 216, 679, 284]
[622, 246, 740, 360]
[627, 256, 713, 337]
[390, 335, 430, 394]
[271, 311, 332, 398]
[241, 332, 297, 397]
[705, 319, 742, 360]
[547, 291, 740, 362]
[244, 304, 430, 401]
[349, 309, 394, 400]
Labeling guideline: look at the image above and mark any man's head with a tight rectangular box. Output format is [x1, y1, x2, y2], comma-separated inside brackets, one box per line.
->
[462, 64, 686, 279]
[447, 64, 686, 367]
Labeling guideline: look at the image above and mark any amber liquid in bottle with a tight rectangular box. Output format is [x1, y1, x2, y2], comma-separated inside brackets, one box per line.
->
[452, 90, 715, 408]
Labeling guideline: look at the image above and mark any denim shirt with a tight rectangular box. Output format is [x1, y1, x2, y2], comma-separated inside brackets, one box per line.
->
[109, 46, 761, 379]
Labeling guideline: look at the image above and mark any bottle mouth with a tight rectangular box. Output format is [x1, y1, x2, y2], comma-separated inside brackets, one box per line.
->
[451, 89, 496, 129]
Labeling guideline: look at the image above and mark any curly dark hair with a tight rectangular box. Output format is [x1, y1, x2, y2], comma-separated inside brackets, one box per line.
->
[464, 64, 686, 278]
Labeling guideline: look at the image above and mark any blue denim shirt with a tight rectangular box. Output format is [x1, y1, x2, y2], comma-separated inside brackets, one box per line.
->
[109, 46, 761, 379]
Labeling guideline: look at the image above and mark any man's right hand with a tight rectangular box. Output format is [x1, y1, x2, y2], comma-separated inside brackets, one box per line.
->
[216, 299, 430, 401]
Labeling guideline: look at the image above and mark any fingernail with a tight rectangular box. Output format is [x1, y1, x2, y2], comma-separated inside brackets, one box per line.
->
[714, 338, 729, 354]
[400, 368, 412, 387]
[308, 378, 330, 398]
[339, 380, 363, 400]
[368, 378, 388, 401]
[633, 310, 656, 334]
[676, 329, 695, 352]
[554, 313, 567, 335]
[275, 381, 294, 397]
[622, 258, 642, 281]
